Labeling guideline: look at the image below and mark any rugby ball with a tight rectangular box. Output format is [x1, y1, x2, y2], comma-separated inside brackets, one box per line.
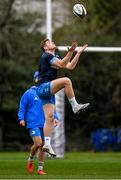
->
[73, 4, 87, 18]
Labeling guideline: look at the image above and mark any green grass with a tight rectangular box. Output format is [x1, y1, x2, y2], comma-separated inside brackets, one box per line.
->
[0, 152, 121, 179]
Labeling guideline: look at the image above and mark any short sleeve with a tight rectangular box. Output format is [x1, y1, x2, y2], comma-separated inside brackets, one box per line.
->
[44, 53, 57, 65]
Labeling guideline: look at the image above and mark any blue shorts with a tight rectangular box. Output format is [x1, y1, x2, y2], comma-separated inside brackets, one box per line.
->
[29, 127, 44, 141]
[36, 82, 55, 105]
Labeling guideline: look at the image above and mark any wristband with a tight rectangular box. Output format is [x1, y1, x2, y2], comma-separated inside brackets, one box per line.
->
[68, 47, 75, 52]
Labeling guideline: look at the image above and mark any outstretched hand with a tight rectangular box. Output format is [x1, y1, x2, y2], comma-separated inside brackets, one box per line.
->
[69, 42, 78, 52]
[77, 44, 88, 54]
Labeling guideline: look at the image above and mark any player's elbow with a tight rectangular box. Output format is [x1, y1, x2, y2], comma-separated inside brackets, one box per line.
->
[54, 61, 66, 68]
[58, 62, 66, 68]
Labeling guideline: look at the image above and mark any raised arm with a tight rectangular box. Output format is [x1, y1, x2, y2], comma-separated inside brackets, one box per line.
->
[66, 44, 88, 70]
[52, 42, 78, 68]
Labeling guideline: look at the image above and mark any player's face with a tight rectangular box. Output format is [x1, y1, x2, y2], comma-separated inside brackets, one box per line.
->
[45, 40, 56, 50]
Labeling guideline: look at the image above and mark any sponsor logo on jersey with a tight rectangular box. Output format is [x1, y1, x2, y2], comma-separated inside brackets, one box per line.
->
[34, 97, 38, 100]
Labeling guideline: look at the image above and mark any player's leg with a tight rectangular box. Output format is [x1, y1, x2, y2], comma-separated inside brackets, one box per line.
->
[36, 128, 46, 175]
[30, 136, 42, 157]
[37, 141, 46, 175]
[51, 77, 74, 98]
[27, 128, 43, 174]
[43, 103, 54, 137]
[42, 102, 56, 157]
[51, 77, 90, 113]
[36, 84, 56, 157]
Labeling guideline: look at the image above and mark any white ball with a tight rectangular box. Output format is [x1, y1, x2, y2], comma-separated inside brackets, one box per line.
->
[73, 4, 87, 18]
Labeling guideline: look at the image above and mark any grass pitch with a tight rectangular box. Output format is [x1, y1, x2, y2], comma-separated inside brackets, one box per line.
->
[0, 152, 121, 179]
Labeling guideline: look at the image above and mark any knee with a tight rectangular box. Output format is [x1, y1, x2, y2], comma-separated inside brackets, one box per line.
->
[64, 77, 72, 86]
[34, 142, 42, 149]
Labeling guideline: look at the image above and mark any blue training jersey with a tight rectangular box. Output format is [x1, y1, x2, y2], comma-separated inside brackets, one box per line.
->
[38, 52, 61, 84]
[18, 86, 44, 129]
[18, 86, 58, 129]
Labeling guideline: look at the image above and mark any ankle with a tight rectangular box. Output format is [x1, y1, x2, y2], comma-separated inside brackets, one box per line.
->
[28, 154, 34, 161]
[69, 97, 78, 109]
